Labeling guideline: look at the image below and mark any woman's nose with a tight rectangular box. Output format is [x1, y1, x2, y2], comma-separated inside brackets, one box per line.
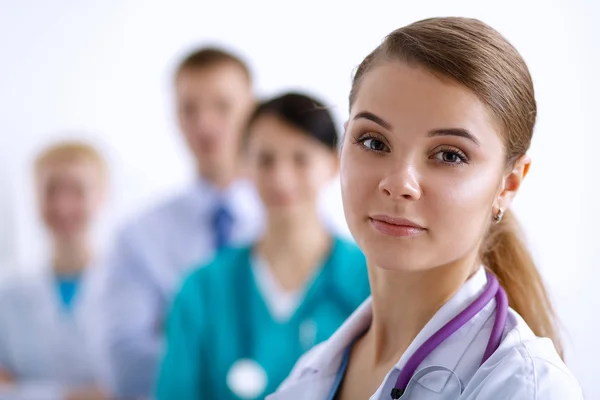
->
[378, 162, 422, 201]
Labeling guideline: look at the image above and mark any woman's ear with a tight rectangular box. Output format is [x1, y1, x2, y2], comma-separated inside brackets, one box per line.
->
[495, 154, 531, 210]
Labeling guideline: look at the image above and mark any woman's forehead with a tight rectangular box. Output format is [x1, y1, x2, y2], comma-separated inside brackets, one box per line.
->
[37, 160, 104, 187]
[350, 62, 499, 142]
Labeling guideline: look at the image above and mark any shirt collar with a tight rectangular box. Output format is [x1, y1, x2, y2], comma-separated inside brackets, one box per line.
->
[186, 176, 264, 221]
[300, 267, 493, 391]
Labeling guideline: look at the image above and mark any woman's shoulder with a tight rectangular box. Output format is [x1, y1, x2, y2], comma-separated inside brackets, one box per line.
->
[464, 311, 583, 399]
[466, 338, 583, 399]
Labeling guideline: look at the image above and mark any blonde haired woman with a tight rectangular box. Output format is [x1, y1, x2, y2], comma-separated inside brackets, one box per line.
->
[0, 141, 108, 400]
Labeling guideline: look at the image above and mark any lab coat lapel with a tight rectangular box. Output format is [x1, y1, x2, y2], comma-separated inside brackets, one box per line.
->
[389, 268, 493, 394]
[72, 262, 96, 323]
[266, 373, 338, 400]
[37, 269, 64, 317]
[268, 269, 497, 399]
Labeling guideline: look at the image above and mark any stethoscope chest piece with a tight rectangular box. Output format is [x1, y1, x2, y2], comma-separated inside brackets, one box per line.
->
[226, 358, 268, 399]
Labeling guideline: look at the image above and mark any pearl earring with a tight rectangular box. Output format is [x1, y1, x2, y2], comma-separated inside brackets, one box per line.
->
[493, 208, 505, 223]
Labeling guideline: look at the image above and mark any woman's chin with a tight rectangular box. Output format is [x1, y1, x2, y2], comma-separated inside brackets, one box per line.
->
[361, 244, 435, 274]
[371, 259, 428, 273]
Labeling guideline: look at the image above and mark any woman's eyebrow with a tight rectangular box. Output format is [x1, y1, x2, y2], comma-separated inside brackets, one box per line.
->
[353, 111, 392, 130]
[428, 128, 480, 147]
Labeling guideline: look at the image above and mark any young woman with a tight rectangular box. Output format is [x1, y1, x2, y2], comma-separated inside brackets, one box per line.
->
[0, 141, 108, 400]
[156, 93, 370, 400]
[268, 17, 583, 400]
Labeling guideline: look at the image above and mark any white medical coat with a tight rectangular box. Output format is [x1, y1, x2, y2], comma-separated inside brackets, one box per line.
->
[267, 268, 583, 399]
[0, 268, 101, 400]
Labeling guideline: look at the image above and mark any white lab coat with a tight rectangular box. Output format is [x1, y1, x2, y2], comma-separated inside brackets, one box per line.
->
[267, 268, 583, 400]
[0, 267, 101, 400]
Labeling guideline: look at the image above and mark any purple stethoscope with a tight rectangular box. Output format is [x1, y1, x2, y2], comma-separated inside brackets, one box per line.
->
[390, 272, 508, 399]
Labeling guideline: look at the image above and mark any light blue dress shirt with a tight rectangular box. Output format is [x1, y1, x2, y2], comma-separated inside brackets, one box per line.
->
[86, 178, 265, 398]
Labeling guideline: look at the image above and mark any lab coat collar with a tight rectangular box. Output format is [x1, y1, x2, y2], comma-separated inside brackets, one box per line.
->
[294, 267, 493, 393]
[38, 262, 98, 322]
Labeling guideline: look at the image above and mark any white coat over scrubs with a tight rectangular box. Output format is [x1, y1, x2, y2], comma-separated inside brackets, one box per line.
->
[267, 267, 583, 400]
[0, 268, 101, 400]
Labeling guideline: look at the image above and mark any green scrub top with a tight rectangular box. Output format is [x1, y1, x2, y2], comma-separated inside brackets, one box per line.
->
[156, 236, 370, 400]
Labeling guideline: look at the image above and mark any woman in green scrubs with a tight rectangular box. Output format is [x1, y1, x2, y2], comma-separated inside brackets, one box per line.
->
[156, 92, 370, 400]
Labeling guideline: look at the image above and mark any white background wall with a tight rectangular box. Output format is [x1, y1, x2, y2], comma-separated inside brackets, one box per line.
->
[0, 0, 598, 397]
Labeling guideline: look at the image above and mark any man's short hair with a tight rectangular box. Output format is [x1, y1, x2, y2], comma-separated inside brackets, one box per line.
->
[175, 47, 251, 83]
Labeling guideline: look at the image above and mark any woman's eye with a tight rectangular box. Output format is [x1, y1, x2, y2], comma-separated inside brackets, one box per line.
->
[258, 153, 274, 168]
[361, 138, 387, 152]
[294, 152, 308, 167]
[433, 150, 468, 165]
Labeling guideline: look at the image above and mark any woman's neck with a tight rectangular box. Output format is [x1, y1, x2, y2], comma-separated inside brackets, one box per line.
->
[365, 254, 480, 366]
[52, 239, 92, 276]
[257, 212, 331, 292]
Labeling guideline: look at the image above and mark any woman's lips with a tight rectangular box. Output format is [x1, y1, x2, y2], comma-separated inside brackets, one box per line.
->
[369, 215, 426, 237]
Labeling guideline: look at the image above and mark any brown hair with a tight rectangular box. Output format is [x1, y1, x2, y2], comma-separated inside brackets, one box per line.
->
[175, 47, 251, 83]
[35, 140, 108, 182]
[350, 17, 562, 356]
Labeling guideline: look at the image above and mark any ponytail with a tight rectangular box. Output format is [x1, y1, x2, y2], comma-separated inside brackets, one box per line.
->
[482, 209, 563, 358]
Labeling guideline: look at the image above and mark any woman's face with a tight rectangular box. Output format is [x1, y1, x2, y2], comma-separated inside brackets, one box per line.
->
[246, 114, 338, 221]
[36, 159, 105, 245]
[341, 61, 523, 272]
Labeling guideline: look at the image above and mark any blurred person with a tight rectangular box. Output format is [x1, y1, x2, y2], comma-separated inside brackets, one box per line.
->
[156, 92, 370, 400]
[0, 141, 109, 400]
[85, 47, 264, 399]
[267, 17, 583, 400]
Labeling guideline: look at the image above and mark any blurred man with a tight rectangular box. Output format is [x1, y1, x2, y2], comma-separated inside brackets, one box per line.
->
[0, 141, 108, 400]
[87, 48, 265, 399]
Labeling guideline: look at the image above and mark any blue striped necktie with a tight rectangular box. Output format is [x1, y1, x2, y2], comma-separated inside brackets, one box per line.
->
[212, 201, 234, 249]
